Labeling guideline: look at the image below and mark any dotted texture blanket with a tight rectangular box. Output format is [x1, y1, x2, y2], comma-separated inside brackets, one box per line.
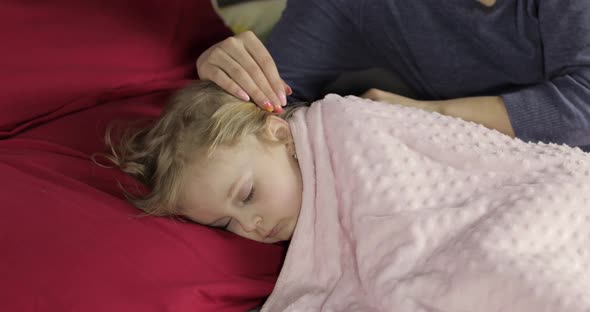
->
[263, 95, 590, 312]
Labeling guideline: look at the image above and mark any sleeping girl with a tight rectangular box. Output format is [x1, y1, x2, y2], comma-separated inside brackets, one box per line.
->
[105, 81, 302, 243]
[106, 81, 590, 312]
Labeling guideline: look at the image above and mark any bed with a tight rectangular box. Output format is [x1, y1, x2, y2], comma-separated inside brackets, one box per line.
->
[0, 1, 284, 311]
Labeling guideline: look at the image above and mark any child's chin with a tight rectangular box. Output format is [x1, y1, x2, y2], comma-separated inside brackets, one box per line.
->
[266, 235, 291, 244]
[266, 237, 284, 244]
[270, 238, 291, 246]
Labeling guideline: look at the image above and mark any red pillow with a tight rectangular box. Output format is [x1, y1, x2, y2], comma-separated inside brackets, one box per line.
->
[0, 0, 228, 137]
[0, 1, 286, 311]
[0, 91, 285, 312]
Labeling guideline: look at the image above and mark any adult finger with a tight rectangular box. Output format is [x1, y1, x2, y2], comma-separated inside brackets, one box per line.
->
[208, 44, 280, 112]
[239, 31, 288, 107]
[221, 35, 283, 111]
[360, 88, 385, 101]
[197, 44, 251, 102]
[201, 65, 252, 102]
[282, 79, 293, 96]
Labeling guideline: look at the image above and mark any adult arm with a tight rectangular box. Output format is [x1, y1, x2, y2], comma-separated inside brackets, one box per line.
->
[365, 0, 590, 148]
[437, 96, 515, 138]
[500, 0, 590, 148]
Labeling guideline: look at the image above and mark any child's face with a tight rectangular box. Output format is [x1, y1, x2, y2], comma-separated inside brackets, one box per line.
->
[178, 117, 302, 243]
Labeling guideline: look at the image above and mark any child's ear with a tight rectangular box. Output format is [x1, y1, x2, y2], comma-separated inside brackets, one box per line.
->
[264, 115, 292, 142]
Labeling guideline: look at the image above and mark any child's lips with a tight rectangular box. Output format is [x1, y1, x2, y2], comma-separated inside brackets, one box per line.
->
[266, 222, 282, 239]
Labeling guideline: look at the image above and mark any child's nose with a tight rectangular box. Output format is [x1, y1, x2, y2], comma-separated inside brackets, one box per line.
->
[238, 215, 262, 233]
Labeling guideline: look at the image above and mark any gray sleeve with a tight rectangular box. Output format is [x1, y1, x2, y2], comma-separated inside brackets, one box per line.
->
[502, 0, 590, 149]
[265, 0, 375, 102]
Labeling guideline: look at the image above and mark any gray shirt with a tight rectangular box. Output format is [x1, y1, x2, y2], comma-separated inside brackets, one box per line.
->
[266, 0, 590, 150]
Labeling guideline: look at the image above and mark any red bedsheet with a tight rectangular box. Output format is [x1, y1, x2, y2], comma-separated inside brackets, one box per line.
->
[0, 1, 285, 311]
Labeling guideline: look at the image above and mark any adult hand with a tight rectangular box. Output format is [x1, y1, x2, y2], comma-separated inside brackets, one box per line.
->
[196, 31, 292, 113]
[361, 88, 440, 113]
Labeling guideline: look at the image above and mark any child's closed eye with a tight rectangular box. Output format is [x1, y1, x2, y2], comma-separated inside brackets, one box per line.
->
[223, 186, 255, 231]
[223, 183, 256, 231]
[244, 185, 256, 203]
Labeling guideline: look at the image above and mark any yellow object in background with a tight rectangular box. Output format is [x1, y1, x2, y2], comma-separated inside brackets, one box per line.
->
[212, 0, 287, 41]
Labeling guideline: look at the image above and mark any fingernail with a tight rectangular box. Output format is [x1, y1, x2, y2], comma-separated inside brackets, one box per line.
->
[238, 90, 250, 101]
[263, 101, 274, 112]
[274, 105, 284, 114]
[277, 91, 287, 106]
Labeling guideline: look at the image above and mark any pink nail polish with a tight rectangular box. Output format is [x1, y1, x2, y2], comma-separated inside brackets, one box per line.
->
[263, 101, 274, 112]
[277, 91, 287, 106]
[238, 90, 250, 101]
[274, 106, 284, 114]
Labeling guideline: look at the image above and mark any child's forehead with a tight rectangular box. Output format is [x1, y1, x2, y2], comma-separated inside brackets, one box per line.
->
[180, 148, 251, 208]
[184, 134, 263, 185]
[181, 162, 234, 201]
[190, 145, 250, 176]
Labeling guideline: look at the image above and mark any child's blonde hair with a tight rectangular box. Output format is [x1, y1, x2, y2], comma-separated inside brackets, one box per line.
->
[104, 81, 301, 216]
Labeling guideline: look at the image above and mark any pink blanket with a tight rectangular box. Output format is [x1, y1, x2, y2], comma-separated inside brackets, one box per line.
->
[262, 95, 590, 312]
